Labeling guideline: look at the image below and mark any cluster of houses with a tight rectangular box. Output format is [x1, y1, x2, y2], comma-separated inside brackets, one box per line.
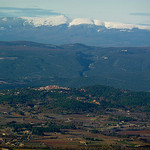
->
[35, 85, 70, 91]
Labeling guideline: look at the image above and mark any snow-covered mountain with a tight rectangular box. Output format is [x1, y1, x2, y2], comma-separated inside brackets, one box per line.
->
[21, 15, 69, 27]
[0, 15, 150, 46]
[18, 15, 150, 30]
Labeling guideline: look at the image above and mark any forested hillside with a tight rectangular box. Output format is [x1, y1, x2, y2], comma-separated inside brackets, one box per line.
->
[0, 85, 149, 113]
[1, 41, 150, 91]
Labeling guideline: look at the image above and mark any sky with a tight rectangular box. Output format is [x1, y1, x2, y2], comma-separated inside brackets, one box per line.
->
[0, 0, 150, 25]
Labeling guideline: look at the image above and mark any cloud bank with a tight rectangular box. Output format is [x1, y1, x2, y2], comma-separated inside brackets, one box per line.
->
[0, 7, 61, 17]
[130, 13, 150, 16]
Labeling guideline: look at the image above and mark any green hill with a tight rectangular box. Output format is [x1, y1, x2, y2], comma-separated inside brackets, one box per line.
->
[0, 85, 149, 113]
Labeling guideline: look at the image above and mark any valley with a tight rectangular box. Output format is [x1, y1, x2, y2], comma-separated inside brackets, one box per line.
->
[0, 41, 150, 149]
[1, 1, 150, 150]
[0, 85, 149, 149]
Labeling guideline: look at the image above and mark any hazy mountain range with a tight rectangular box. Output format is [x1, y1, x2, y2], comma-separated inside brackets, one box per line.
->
[0, 15, 150, 47]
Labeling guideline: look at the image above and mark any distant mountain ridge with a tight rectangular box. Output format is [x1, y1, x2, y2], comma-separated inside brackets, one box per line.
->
[0, 16, 150, 47]
[1, 41, 150, 91]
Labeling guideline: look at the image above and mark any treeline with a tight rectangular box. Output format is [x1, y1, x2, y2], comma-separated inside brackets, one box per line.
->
[7, 121, 76, 136]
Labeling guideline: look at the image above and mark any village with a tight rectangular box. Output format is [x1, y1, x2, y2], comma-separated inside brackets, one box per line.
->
[0, 85, 149, 149]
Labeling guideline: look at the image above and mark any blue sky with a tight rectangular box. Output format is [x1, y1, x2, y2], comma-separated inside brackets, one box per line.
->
[0, 0, 150, 25]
